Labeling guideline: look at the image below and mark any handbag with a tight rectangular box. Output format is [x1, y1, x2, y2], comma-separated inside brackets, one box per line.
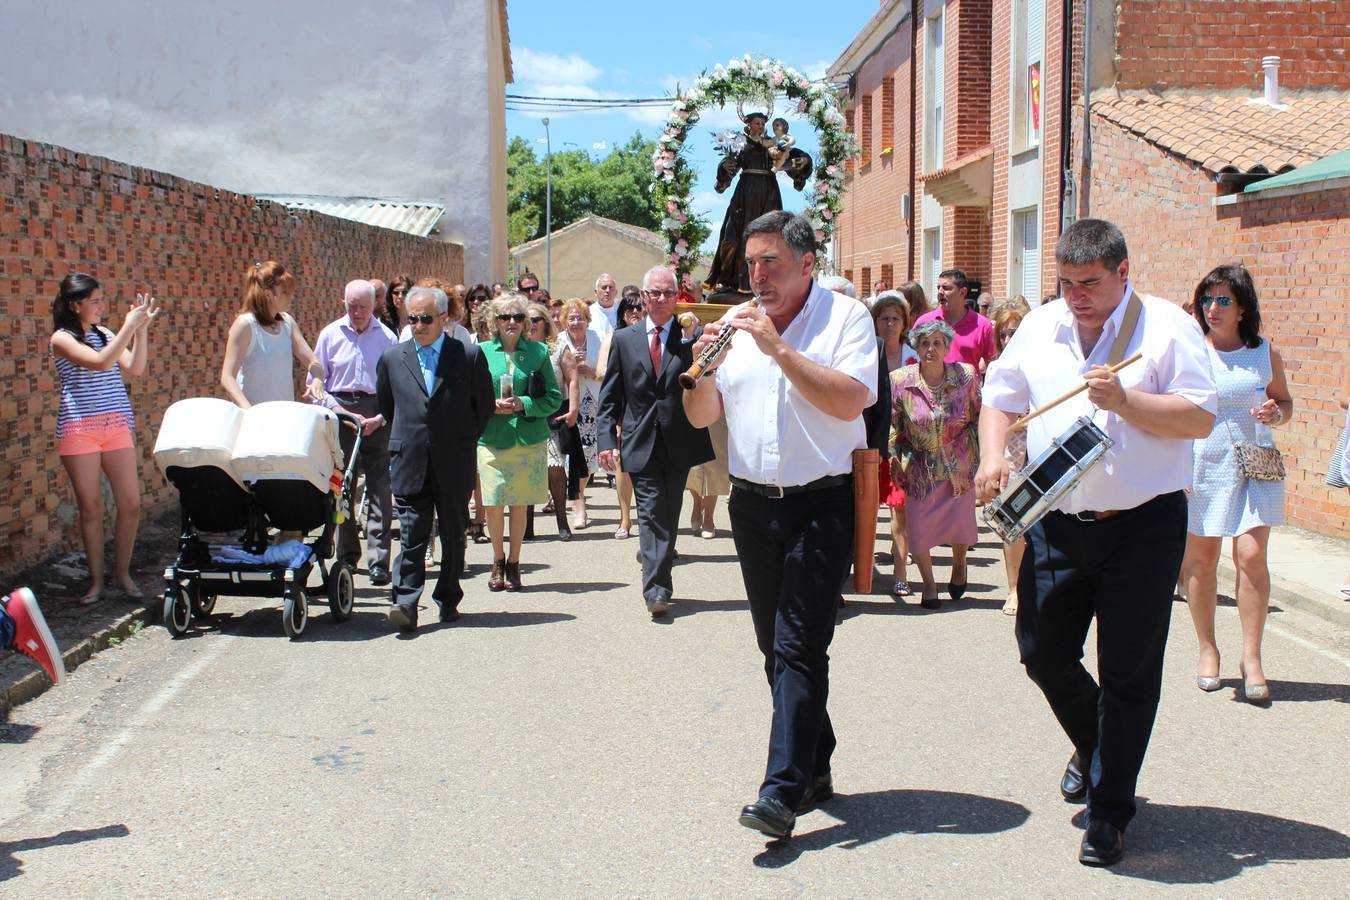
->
[546, 397, 570, 430]
[1229, 421, 1285, 481]
[525, 367, 547, 399]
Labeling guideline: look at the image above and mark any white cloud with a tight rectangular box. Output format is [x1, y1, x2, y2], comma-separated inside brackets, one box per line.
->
[804, 59, 832, 80]
[514, 47, 603, 97]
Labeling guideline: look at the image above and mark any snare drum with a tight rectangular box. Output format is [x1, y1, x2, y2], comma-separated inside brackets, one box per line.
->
[984, 416, 1113, 544]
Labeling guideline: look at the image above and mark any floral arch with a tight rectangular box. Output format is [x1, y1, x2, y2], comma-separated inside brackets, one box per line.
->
[650, 55, 857, 278]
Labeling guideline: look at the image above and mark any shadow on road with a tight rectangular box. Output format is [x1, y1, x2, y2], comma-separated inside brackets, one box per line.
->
[0, 721, 40, 744]
[1109, 800, 1350, 883]
[753, 788, 1031, 866]
[0, 824, 131, 881]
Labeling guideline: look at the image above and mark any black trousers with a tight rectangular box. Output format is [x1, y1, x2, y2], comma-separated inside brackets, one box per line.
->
[631, 441, 689, 605]
[334, 395, 391, 571]
[1016, 490, 1187, 830]
[391, 467, 468, 611]
[728, 482, 853, 809]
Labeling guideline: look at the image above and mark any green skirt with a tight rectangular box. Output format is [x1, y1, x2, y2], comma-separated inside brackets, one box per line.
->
[478, 441, 548, 506]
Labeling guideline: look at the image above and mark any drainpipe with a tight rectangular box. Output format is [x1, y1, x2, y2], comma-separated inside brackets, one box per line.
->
[908, 2, 918, 281]
[1080, 0, 1092, 219]
[1059, 0, 1076, 233]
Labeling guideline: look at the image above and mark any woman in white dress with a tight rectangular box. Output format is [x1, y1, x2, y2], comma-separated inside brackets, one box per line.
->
[557, 298, 602, 528]
[1179, 265, 1293, 703]
[220, 261, 324, 407]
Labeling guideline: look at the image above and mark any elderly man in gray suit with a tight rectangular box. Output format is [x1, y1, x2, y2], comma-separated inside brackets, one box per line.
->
[376, 286, 494, 632]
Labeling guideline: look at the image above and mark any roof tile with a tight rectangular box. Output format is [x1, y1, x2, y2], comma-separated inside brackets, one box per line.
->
[1093, 91, 1350, 174]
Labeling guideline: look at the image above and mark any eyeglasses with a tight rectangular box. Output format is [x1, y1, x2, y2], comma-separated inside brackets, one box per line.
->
[1200, 295, 1233, 309]
[497, 313, 527, 323]
[407, 314, 437, 325]
[877, 316, 905, 325]
[529, 316, 546, 325]
[643, 289, 679, 299]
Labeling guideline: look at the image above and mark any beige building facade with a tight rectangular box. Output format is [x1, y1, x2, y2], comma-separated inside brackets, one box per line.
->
[510, 216, 709, 300]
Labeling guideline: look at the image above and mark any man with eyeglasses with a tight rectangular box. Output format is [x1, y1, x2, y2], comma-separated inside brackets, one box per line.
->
[597, 265, 713, 618]
[377, 287, 494, 632]
[976, 219, 1217, 867]
[588, 272, 619, 336]
[313, 279, 400, 585]
[516, 273, 540, 297]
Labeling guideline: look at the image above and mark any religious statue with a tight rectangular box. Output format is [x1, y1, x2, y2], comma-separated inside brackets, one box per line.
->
[703, 100, 812, 298]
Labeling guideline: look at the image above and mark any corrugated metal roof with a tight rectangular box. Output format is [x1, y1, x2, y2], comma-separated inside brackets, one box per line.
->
[255, 194, 445, 237]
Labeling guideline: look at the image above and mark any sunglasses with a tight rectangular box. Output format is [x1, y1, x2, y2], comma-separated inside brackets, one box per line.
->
[497, 313, 527, 323]
[391, 288, 408, 296]
[520, 285, 540, 293]
[407, 314, 437, 325]
[529, 316, 546, 325]
[1200, 295, 1233, 309]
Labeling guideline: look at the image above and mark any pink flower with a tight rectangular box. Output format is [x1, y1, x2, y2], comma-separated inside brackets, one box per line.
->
[677, 110, 690, 120]
[677, 213, 687, 223]
[814, 230, 825, 241]
[771, 71, 784, 87]
[797, 100, 808, 114]
[670, 252, 681, 263]
[826, 165, 839, 176]
[667, 201, 679, 214]
[798, 78, 810, 89]
[822, 209, 833, 220]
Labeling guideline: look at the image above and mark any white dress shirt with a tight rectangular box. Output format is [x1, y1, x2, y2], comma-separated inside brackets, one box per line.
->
[589, 301, 617, 336]
[715, 282, 879, 487]
[983, 282, 1218, 514]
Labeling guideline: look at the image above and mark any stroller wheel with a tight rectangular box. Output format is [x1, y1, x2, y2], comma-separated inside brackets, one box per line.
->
[282, 586, 308, 640]
[327, 562, 354, 622]
[191, 585, 217, 618]
[163, 586, 192, 637]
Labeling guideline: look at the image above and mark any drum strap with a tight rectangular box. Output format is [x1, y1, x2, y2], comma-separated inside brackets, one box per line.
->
[1106, 292, 1143, 367]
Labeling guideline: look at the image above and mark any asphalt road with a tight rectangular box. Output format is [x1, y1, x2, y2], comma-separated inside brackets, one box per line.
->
[3, 491, 1348, 896]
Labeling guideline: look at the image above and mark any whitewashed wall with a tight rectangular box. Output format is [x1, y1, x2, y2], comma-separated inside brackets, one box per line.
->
[0, 0, 507, 281]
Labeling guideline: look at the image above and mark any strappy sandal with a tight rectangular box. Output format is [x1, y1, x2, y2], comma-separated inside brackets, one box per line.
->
[891, 581, 912, 599]
[468, 522, 490, 544]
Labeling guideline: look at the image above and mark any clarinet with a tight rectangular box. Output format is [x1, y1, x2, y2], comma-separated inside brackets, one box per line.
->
[678, 295, 761, 390]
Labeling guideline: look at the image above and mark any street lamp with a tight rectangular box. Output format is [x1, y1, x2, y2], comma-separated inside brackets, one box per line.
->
[542, 117, 552, 294]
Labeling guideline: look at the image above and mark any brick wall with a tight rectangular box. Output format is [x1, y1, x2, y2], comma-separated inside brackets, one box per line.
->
[1081, 121, 1350, 537]
[0, 133, 463, 575]
[1116, 0, 1350, 91]
[949, 0, 993, 158]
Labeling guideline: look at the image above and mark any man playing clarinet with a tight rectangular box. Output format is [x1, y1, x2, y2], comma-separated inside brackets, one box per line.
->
[975, 219, 1217, 866]
[683, 210, 878, 840]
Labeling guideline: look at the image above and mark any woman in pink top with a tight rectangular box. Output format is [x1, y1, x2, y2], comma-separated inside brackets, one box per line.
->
[912, 268, 996, 371]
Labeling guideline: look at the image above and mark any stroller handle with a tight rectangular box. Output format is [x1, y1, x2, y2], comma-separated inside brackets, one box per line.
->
[332, 411, 365, 509]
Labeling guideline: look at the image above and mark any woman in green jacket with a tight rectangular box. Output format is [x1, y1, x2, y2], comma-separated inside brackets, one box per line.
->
[478, 293, 562, 590]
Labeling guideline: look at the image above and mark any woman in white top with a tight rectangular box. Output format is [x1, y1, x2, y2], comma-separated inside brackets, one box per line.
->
[220, 261, 324, 407]
[557, 297, 603, 528]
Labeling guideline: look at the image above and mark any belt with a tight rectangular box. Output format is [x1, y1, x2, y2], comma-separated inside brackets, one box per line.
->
[1053, 508, 1121, 523]
[740, 168, 774, 176]
[730, 473, 850, 499]
[331, 390, 376, 402]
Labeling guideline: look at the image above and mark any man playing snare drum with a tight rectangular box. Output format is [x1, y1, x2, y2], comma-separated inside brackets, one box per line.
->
[974, 219, 1216, 868]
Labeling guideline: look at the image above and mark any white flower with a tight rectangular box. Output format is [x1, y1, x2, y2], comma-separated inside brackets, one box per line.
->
[661, 216, 680, 231]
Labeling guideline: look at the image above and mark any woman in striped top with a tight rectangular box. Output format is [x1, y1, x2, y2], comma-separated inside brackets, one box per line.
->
[50, 273, 159, 605]
[219, 261, 325, 407]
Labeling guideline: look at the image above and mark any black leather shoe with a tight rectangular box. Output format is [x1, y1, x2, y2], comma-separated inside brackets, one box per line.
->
[738, 796, 795, 839]
[798, 773, 834, 811]
[369, 565, 391, 587]
[1078, 820, 1124, 867]
[387, 603, 417, 633]
[1061, 752, 1087, 803]
[438, 604, 460, 623]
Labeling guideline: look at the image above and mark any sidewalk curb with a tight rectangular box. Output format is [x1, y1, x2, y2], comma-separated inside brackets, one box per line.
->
[1, 603, 156, 714]
[1216, 557, 1350, 631]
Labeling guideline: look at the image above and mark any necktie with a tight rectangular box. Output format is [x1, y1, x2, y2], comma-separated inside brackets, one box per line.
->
[418, 344, 437, 394]
[650, 325, 663, 373]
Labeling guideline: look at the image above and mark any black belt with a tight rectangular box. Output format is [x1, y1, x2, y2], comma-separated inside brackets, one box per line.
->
[331, 390, 375, 402]
[730, 473, 850, 499]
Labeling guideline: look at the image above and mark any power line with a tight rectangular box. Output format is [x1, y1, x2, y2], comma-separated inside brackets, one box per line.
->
[507, 93, 670, 105]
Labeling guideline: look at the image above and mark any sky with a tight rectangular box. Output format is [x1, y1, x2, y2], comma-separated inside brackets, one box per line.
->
[504, 1, 881, 252]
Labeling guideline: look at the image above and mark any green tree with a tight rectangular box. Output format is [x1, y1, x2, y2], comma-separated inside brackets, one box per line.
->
[505, 131, 710, 251]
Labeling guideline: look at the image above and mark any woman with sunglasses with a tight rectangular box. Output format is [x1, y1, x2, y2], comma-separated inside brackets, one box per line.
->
[50, 273, 159, 604]
[595, 292, 647, 539]
[380, 274, 414, 333]
[477, 294, 562, 590]
[528, 302, 580, 541]
[558, 298, 603, 528]
[1179, 264, 1293, 702]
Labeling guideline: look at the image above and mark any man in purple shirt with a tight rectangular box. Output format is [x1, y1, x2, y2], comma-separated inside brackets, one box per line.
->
[913, 268, 996, 371]
[314, 279, 399, 584]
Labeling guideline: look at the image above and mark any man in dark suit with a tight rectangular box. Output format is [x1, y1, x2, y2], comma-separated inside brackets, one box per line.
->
[376, 286, 494, 632]
[597, 265, 714, 618]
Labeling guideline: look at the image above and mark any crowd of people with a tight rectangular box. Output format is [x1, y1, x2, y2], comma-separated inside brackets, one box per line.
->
[32, 208, 1350, 865]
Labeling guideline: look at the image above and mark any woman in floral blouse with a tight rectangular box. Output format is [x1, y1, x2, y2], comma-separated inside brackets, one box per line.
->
[890, 318, 981, 609]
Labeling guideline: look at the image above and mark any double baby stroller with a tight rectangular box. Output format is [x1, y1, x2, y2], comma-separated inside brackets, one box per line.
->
[153, 398, 362, 639]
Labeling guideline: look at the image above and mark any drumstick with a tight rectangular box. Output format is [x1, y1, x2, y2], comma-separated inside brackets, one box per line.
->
[1008, 352, 1143, 432]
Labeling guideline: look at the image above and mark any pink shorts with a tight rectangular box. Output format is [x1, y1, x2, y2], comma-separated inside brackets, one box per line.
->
[59, 422, 135, 456]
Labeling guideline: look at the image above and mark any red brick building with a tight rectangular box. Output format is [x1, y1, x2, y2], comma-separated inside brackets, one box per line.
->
[830, 0, 1350, 538]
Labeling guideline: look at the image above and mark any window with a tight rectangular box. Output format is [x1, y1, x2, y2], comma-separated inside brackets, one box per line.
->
[880, 263, 894, 290]
[1013, 0, 1045, 152]
[881, 77, 895, 155]
[861, 94, 873, 161]
[924, 7, 946, 171]
[922, 228, 942, 298]
[861, 266, 873, 297]
[844, 269, 854, 287]
[1010, 207, 1041, 302]
[845, 108, 856, 174]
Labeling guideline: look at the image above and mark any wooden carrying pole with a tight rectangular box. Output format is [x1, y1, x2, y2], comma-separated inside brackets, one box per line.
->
[1008, 352, 1143, 433]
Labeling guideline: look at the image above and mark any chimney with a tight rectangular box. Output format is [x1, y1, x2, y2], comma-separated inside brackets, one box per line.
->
[1262, 56, 1281, 106]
